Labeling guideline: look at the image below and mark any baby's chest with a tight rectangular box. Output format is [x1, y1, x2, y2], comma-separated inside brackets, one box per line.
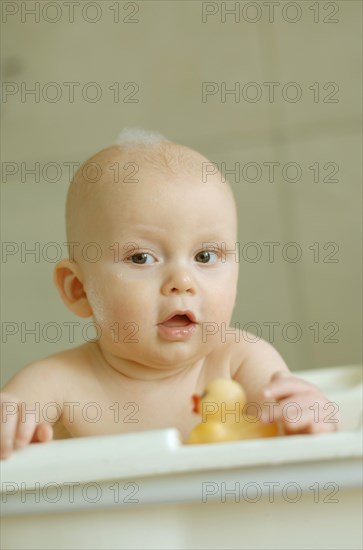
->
[60, 384, 198, 438]
[60, 353, 234, 438]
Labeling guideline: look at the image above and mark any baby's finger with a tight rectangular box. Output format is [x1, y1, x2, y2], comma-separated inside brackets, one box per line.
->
[14, 415, 39, 449]
[261, 392, 320, 423]
[262, 375, 317, 401]
[274, 394, 337, 434]
[30, 423, 54, 444]
[0, 401, 20, 459]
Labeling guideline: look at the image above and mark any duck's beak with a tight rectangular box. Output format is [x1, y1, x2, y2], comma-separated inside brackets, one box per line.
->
[192, 394, 200, 414]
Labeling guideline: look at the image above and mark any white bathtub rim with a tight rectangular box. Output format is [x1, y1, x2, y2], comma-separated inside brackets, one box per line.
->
[1, 428, 361, 489]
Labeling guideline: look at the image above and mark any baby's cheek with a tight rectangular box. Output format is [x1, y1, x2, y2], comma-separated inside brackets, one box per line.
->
[212, 284, 236, 321]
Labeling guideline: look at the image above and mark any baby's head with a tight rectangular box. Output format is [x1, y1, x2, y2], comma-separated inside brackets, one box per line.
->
[55, 129, 239, 371]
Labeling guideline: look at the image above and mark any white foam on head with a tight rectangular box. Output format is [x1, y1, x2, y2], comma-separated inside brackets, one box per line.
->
[116, 127, 168, 146]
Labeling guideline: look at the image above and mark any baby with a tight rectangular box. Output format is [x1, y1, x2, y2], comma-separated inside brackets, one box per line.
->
[0, 129, 338, 459]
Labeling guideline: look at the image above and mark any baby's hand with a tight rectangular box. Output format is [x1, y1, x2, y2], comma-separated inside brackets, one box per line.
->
[260, 371, 339, 435]
[0, 393, 53, 460]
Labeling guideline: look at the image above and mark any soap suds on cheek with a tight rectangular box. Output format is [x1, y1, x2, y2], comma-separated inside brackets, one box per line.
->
[85, 271, 130, 333]
[84, 277, 110, 326]
[87, 291, 108, 325]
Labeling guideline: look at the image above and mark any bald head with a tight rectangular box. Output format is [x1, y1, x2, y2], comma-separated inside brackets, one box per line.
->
[65, 133, 237, 258]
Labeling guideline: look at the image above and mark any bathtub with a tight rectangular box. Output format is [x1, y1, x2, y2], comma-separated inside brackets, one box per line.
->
[1, 365, 362, 550]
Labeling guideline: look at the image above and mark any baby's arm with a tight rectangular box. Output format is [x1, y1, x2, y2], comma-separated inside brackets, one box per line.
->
[0, 359, 63, 459]
[233, 333, 339, 434]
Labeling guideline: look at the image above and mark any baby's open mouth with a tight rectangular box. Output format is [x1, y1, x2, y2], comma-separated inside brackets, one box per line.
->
[161, 314, 193, 327]
[157, 311, 197, 340]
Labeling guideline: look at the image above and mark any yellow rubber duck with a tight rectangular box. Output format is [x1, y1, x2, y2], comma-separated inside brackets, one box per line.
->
[186, 378, 279, 444]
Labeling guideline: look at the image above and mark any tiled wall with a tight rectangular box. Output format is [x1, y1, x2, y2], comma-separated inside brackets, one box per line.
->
[1, 1, 361, 382]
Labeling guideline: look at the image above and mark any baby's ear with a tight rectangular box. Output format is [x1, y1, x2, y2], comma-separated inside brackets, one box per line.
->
[53, 260, 93, 318]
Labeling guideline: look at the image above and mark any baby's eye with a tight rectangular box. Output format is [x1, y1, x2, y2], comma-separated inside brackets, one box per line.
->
[195, 250, 219, 264]
[127, 253, 155, 265]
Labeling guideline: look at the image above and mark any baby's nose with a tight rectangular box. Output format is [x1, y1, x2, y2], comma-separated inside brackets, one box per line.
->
[160, 266, 196, 295]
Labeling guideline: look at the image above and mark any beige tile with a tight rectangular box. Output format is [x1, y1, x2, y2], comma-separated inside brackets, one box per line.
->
[269, 132, 362, 369]
[2, 1, 278, 161]
[270, 0, 361, 135]
[1, 175, 73, 381]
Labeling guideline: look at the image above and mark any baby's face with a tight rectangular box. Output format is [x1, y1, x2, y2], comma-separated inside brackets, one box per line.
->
[76, 158, 239, 371]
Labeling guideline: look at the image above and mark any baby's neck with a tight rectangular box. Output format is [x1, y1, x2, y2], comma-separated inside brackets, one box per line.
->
[88, 342, 205, 382]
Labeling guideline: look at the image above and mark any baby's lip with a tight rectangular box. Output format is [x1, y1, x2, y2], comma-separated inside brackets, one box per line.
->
[158, 310, 197, 325]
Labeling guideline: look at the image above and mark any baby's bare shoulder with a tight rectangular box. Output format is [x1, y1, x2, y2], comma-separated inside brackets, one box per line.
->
[226, 329, 284, 375]
[227, 329, 289, 400]
[1, 344, 91, 402]
[203, 329, 251, 379]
